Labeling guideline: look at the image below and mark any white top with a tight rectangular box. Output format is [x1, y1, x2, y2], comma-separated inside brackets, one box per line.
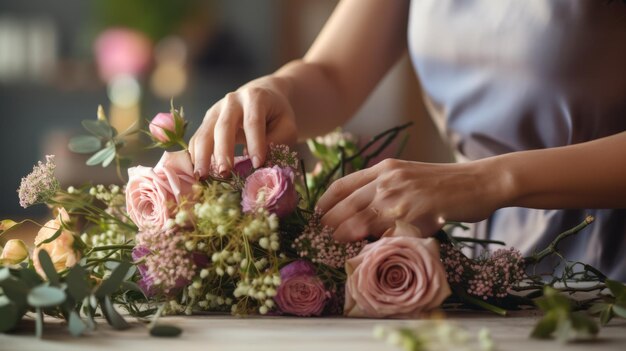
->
[408, 0, 626, 280]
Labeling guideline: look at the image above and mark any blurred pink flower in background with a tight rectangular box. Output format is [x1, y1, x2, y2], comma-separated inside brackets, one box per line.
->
[94, 28, 152, 82]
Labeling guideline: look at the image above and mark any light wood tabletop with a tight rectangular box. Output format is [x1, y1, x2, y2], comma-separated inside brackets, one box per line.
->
[1, 311, 626, 351]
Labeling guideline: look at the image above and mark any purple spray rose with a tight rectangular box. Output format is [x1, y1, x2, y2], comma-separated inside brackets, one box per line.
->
[275, 260, 329, 316]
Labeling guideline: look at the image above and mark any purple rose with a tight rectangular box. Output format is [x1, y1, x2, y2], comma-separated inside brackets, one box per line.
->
[241, 166, 297, 218]
[233, 156, 254, 178]
[275, 260, 329, 317]
[131, 246, 157, 297]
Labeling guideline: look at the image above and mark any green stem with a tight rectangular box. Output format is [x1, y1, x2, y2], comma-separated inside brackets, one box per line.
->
[451, 237, 506, 246]
[89, 244, 135, 252]
[456, 290, 508, 316]
[526, 216, 595, 265]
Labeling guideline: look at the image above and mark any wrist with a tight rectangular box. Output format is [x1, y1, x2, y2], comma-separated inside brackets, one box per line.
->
[472, 155, 519, 210]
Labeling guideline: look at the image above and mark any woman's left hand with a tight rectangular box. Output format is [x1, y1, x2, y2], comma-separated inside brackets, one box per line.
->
[316, 158, 511, 242]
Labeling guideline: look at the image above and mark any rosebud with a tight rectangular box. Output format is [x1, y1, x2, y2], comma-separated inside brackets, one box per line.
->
[0, 239, 29, 265]
[149, 110, 187, 146]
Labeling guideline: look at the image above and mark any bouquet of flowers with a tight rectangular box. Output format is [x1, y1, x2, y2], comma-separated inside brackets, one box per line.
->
[1, 104, 625, 342]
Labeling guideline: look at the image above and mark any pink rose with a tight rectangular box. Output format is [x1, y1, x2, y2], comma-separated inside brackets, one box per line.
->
[275, 260, 329, 316]
[344, 221, 451, 318]
[33, 209, 81, 278]
[241, 166, 297, 218]
[149, 112, 176, 143]
[126, 151, 198, 230]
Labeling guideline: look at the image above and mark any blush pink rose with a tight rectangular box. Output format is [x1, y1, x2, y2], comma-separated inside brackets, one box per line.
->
[33, 208, 81, 278]
[149, 112, 176, 143]
[241, 166, 297, 218]
[275, 260, 329, 316]
[126, 151, 198, 230]
[344, 221, 451, 318]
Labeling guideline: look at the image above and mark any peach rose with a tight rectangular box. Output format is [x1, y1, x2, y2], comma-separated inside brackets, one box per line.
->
[344, 221, 451, 318]
[33, 208, 81, 277]
[0, 239, 29, 265]
[126, 151, 198, 230]
[241, 166, 297, 218]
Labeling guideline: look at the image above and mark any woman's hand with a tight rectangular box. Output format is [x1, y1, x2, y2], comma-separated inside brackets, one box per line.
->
[189, 76, 298, 178]
[316, 158, 512, 242]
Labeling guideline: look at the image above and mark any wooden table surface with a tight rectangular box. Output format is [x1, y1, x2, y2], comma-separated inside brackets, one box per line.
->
[2, 311, 626, 351]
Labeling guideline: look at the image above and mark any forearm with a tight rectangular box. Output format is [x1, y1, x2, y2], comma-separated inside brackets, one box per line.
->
[487, 131, 626, 209]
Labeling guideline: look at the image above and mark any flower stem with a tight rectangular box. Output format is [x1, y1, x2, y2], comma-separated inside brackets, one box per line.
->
[456, 290, 508, 316]
[89, 244, 135, 252]
[525, 216, 595, 265]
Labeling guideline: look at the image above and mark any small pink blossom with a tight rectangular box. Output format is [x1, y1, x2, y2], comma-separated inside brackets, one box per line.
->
[241, 166, 297, 218]
[149, 112, 177, 143]
[275, 260, 329, 316]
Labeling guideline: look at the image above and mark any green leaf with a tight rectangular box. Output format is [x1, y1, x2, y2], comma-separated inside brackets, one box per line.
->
[95, 261, 131, 298]
[612, 304, 626, 319]
[27, 285, 66, 307]
[37, 250, 60, 285]
[570, 311, 599, 339]
[150, 324, 182, 338]
[606, 279, 626, 298]
[86, 145, 116, 167]
[68, 310, 87, 336]
[120, 281, 142, 293]
[100, 296, 130, 330]
[36, 227, 63, 247]
[0, 276, 29, 307]
[600, 305, 613, 325]
[82, 119, 113, 139]
[0, 297, 19, 333]
[66, 265, 90, 302]
[531, 312, 558, 339]
[0, 267, 10, 282]
[68, 135, 102, 154]
[587, 302, 608, 316]
[19, 268, 43, 288]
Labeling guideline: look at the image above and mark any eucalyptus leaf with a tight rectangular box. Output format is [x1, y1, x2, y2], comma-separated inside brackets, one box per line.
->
[68, 135, 102, 154]
[150, 324, 182, 338]
[0, 267, 10, 282]
[27, 285, 66, 307]
[36, 227, 63, 247]
[66, 265, 90, 302]
[68, 310, 87, 336]
[19, 268, 43, 288]
[120, 281, 142, 293]
[612, 304, 626, 319]
[86, 146, 116, 167]
[102, 148, 116, 167]
[100, 296, 130, 330]
[0, 298, 19, 333]
[82, 119, 113, 139]
[96, 261, 131, 298]
[570, 311, 599, 339]
[0, 276, 28, 307]
[37, 250, 60, 285]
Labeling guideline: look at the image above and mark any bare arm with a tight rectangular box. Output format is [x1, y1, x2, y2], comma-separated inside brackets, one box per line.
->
[317, 131, 626, 241]
[189, 0, 410, 177]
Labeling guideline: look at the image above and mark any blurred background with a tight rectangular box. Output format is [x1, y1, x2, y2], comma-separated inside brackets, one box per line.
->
[0, 0, 451, 224]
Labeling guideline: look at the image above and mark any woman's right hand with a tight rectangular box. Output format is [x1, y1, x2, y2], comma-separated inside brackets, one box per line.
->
[189, 75, 298, 178]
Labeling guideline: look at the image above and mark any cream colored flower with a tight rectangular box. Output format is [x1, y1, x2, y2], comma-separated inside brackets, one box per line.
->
[33, 208, 81, 277]
[0, 239, 29, 265]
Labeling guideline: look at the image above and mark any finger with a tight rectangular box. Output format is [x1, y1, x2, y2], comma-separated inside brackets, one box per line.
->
[188, 134, 196, 165]
[333, 206, 393, 243]
[317, 167, 378, 213]
[321, 181, 375, 229]
[242, 96, 267, 168]
[213, 93, 243, 176]
[192, 107, 219, 178]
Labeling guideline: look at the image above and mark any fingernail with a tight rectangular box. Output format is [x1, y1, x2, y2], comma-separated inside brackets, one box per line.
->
[252, 155, 261, 168]
[218, 164, 228, 177]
